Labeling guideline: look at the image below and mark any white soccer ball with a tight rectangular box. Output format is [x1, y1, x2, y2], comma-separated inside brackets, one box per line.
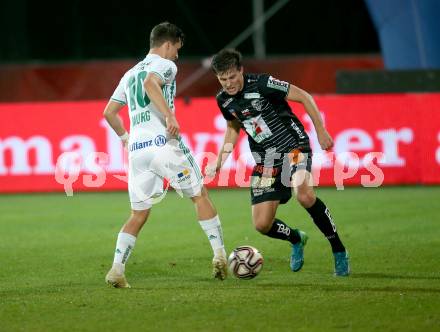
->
[228, 246, 264, 279]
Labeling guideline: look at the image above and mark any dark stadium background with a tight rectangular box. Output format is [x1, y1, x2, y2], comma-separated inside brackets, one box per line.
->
[0, 0, 379, 62]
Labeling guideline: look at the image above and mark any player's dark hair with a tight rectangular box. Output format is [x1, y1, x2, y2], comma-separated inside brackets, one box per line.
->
[150, 22, 185, 48]
[211, 49, 243, 74]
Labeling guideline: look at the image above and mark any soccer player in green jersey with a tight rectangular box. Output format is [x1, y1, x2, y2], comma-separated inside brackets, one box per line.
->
[103, 23, 228, 288]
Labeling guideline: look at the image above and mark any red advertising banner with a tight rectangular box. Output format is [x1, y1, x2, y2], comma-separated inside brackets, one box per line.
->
[0, 94, 439, 193]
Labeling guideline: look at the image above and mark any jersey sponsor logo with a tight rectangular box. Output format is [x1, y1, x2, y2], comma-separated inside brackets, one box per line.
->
[129, 140, 153, 152]
[154, 135, 167, 146]
[222, 98, 233, 108]
[251, 175, 276, 188]
[241, 108, 252, 116]
[251, 99, 263, 112]
[164, 67, 173, 79]
[177, 168, 190, 178]
[267, 76, 289, 92]
[243, 115, 273, 143]
[254, 165, 280, 176]
[252, 186, 275, 196]
[177, 168, 191, 183]
[244, 92, 260, 99]
[290, 120, 306, 139]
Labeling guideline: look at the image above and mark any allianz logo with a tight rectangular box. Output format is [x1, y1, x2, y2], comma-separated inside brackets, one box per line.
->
[129, 135, 166, 152]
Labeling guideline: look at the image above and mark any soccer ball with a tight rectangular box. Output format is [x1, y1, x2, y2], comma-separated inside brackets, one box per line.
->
[227, 246, 264, 279]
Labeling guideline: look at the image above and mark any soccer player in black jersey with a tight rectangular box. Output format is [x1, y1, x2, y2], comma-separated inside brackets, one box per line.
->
[206, 49, 349, 276]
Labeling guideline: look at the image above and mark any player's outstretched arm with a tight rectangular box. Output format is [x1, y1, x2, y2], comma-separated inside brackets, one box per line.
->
[103, 100, 129, 147]
[287, 84, 334, 151]
[144, 73, 180, 137]
[205, 119, 241, 177]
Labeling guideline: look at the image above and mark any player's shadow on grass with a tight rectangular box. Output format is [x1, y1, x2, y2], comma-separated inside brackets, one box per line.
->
[352, 272, 440, 281]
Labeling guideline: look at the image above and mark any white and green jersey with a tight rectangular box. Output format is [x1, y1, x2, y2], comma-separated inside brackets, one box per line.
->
[111, 54, 177, 144]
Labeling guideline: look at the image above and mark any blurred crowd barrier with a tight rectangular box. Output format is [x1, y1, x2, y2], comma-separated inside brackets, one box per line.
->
[1, 93, 439, 193]
[0, 55, 383, 102]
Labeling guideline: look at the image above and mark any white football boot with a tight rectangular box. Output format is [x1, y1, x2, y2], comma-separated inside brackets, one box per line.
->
[105, 267, 131, 288]
[212, 249, 228, 280]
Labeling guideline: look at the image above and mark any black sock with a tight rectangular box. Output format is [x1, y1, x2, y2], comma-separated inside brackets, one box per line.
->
[264, 218, 301, 244]
[305, 197, 345, 252]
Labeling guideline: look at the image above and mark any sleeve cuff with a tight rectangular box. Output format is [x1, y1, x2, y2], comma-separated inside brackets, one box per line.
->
[111, 97, 126, 105]
[150, 71, 166, 83]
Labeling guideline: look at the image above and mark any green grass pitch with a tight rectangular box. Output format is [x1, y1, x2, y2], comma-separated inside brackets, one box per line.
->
[1, 187, 439, 331]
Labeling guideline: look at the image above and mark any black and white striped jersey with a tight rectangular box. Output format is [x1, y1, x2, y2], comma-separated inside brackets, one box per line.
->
[216, 73, 310, 167]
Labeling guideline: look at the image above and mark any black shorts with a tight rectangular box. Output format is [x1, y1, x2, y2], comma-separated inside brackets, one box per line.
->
[250, 150, 313, 205]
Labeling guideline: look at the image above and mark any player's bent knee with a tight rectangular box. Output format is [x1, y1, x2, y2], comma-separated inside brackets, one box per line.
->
[190, 186, 207, 200]
[296, 191, 316, 208]
[253, 218, 272, 234]
[255, 224, 269, 234]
